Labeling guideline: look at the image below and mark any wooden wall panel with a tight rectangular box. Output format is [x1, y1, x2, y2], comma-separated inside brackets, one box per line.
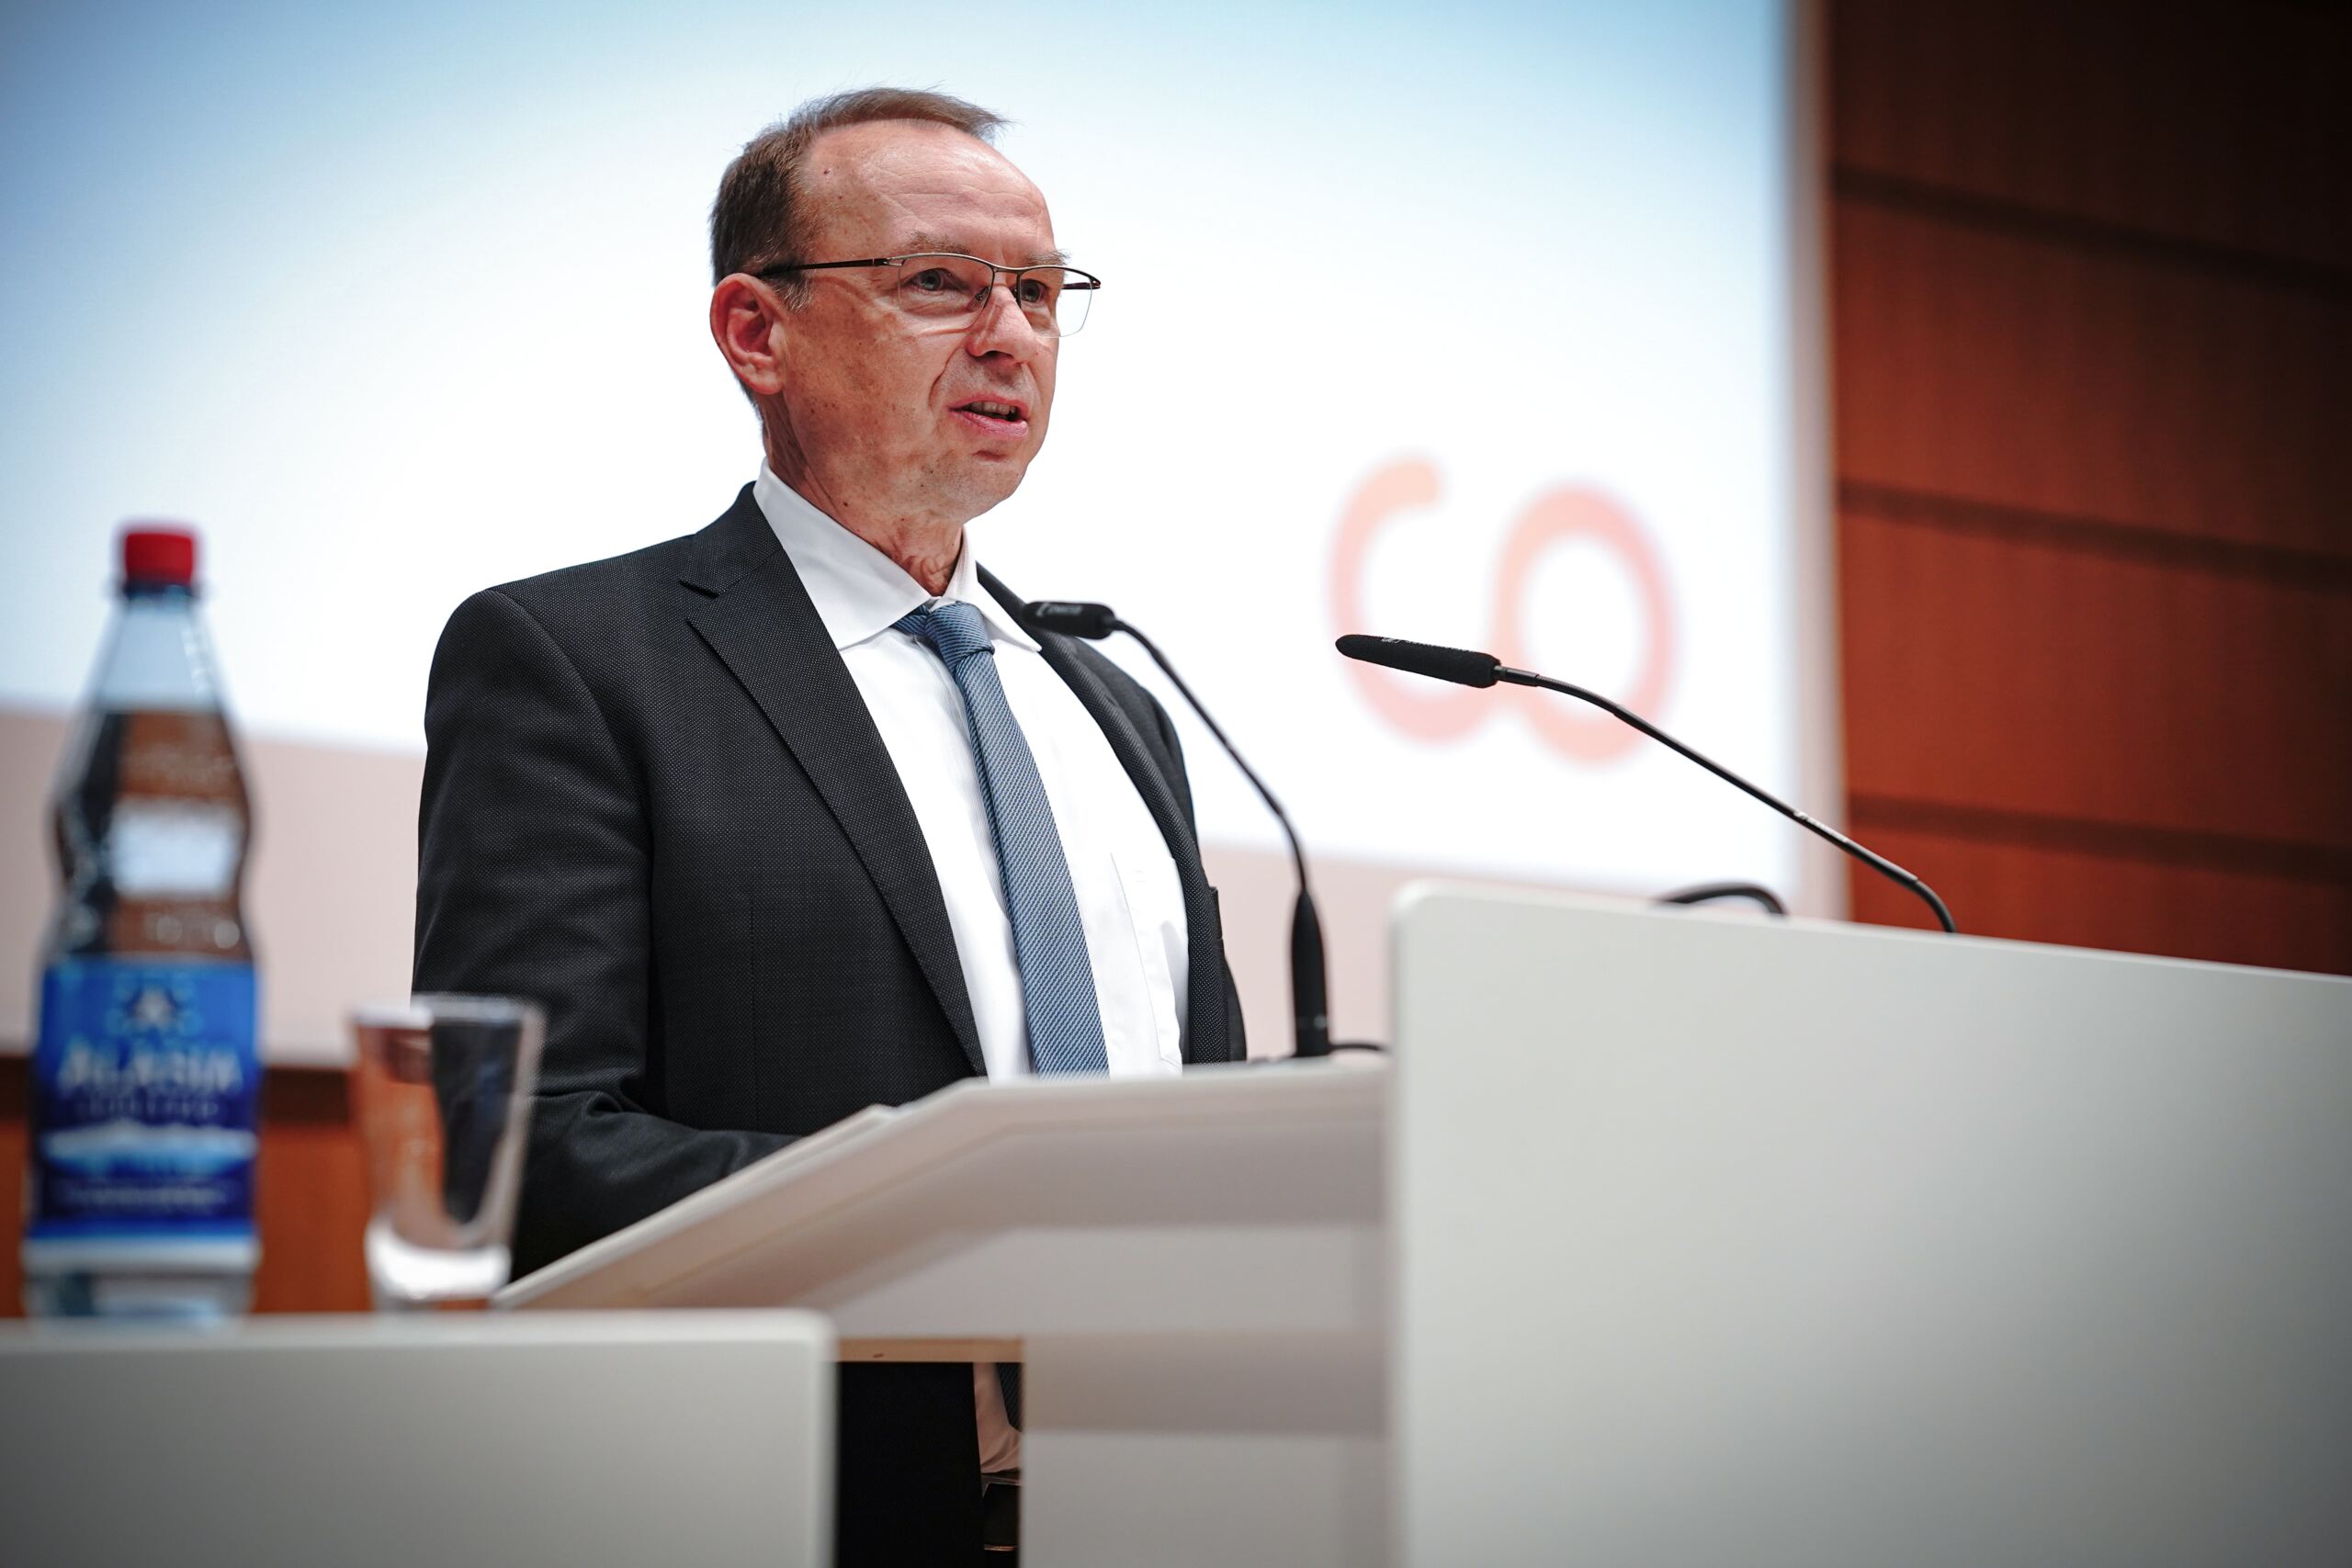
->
[1839, 508, 2352, 849]
[1845, 818, 2352, 976]
[1834, 199, 2352, 560]
[0, 1069, 21, 1316]
[250, 1071, 371, 1314]
[1834, 0, 2352, 272]
[1828, 0, 2351, 978]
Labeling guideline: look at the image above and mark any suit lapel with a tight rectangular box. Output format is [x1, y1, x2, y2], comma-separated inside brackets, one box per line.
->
[981, 572, 1235, 1065]
[682, 492, 985, 1076]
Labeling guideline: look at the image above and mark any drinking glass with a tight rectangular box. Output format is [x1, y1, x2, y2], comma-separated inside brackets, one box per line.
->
[350, 995, 544, 1310]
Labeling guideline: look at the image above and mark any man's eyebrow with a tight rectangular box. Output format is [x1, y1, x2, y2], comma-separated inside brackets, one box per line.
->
[901, 232, 1069, 267]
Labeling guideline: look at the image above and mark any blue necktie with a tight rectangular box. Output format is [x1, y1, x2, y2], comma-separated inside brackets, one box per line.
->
[897, 601, 1109, 1074]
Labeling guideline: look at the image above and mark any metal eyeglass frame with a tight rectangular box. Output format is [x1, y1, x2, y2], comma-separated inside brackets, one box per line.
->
[754, 252, 1102, 334]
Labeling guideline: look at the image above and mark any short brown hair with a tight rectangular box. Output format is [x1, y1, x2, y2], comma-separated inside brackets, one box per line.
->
[710, 87, 1008, 299]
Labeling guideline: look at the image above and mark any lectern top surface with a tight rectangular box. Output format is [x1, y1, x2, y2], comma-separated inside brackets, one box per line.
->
[498, 1058, 1386, 1314]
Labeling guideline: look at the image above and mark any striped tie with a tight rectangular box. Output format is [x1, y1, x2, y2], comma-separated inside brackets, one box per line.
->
[896, 601, 1108, 1074]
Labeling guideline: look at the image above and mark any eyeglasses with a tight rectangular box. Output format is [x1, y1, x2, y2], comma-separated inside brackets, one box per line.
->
[758, 252, 1101, 338]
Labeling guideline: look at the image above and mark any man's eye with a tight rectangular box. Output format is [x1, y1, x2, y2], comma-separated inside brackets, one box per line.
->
[907, 268, 958, 294]
[1016, 278, 1053, 307]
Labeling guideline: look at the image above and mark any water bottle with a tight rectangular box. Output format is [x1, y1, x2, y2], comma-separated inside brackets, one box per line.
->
[23, 525, 260, 1318]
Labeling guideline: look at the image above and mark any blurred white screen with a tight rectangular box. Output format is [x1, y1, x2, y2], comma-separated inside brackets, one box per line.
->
[1, 0, 1810, 900]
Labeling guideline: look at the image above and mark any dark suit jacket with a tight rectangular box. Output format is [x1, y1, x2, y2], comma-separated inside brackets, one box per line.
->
[413, 484, 1243, 1565]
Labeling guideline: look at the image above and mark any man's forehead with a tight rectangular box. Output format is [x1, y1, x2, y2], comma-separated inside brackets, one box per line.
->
[804, 120, 1055, 255]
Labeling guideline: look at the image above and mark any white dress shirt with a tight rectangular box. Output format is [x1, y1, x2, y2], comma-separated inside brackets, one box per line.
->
[753, 466, 1189, 1471]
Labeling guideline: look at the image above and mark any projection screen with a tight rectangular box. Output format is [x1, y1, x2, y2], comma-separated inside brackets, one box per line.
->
[0, 0, 1830, 1059]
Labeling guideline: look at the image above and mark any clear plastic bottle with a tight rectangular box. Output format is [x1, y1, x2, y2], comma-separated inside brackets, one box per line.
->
[23, 525, 260, 1318]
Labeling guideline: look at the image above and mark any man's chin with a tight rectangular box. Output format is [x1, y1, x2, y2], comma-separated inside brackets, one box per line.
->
[947, 453, 1034, 517]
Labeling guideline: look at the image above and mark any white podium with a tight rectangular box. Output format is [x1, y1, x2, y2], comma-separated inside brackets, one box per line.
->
[503, 1055, 1388, 1566]
[500, 886, 2352, 1566]
[0, 1311, 833, 1568]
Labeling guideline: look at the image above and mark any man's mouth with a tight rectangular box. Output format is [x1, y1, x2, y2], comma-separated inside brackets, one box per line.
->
[952, 399, 1030, 438]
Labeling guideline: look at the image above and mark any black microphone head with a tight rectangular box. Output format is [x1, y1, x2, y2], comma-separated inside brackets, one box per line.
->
[1335, 634, 1502, 689]
[1022, 600, 1118, 640]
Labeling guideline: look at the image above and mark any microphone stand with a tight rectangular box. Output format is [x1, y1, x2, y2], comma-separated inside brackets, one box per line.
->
[1493, 663, 1959, 934]
[1333, 634, 1956, 936]
[1026, 601, 1340, 1057]
[1657, 882, 1788, 917]
[1106, 620, 1335, 1058]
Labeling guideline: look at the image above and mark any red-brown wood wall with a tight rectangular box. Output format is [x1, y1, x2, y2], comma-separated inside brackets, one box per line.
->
[1828, 0, 2352, 973]
[4, 1, 2344, 1319]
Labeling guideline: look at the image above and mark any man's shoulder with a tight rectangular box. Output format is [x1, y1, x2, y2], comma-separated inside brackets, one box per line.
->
[442, 485, 771, 651]
[481, 532, 695, 622]
[484, 485, 768, 615]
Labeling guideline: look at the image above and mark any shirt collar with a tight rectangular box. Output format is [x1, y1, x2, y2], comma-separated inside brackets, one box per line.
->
[752, 464, 1039, 654]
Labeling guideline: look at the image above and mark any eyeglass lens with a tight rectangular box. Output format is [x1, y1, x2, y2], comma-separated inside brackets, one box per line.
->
[893, 254, 1092, 337]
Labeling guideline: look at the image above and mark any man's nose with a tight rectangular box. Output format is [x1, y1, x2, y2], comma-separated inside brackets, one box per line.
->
[965, 284, 1047, 358]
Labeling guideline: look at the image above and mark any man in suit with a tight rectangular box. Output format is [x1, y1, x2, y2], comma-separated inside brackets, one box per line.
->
[413, 88, 1243, 1564]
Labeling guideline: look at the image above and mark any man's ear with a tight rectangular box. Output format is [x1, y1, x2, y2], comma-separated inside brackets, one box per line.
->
[709, 274, 789, 397]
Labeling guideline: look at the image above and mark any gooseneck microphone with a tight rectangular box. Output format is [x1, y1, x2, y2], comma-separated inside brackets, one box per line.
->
[1030, 601, 1336, 1056]
[1335, 634, 1959, 934]
[1024, 600, 1119, 640]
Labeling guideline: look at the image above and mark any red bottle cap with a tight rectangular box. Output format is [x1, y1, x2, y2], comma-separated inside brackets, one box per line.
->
[121, 525, 198, 587]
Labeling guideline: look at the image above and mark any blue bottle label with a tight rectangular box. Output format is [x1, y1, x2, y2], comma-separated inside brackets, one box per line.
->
[27, 959, 259, 1245]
